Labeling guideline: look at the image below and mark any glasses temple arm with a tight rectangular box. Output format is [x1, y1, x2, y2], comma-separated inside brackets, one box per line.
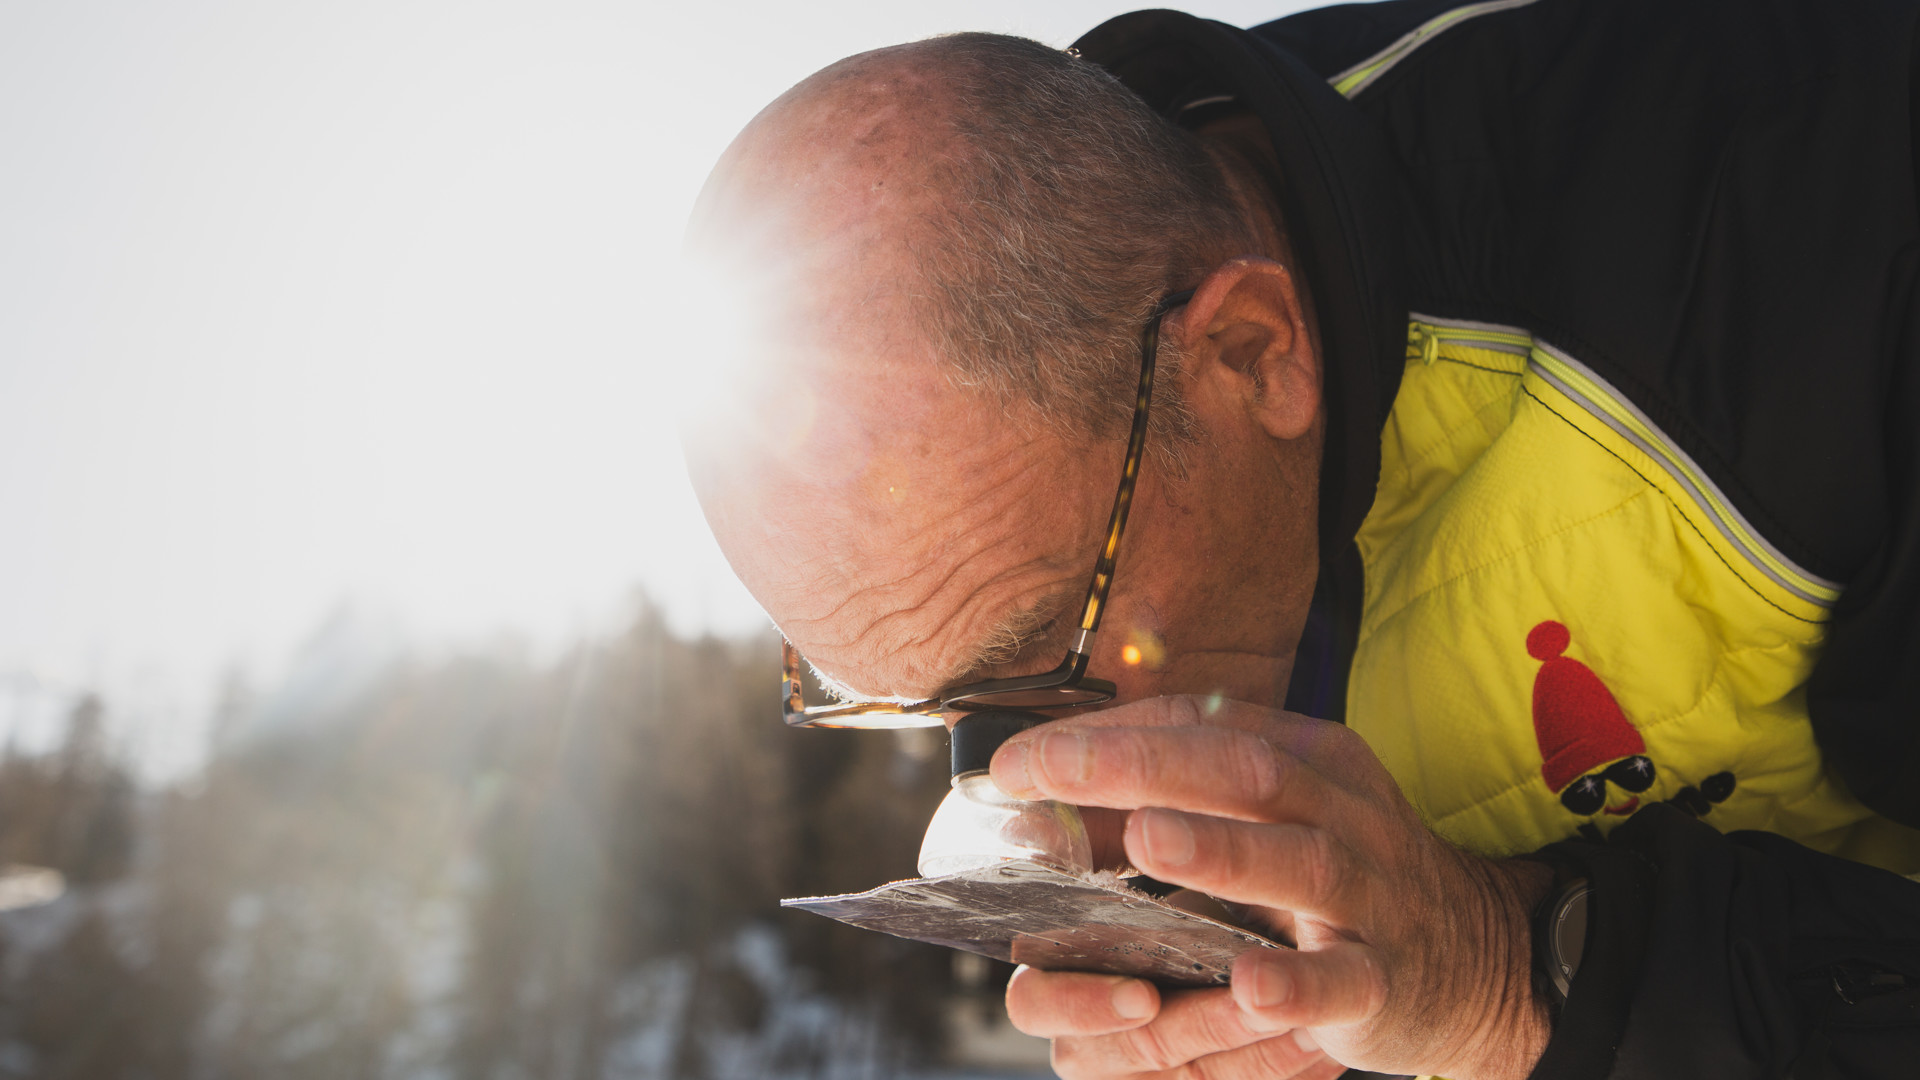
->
[1073, 288, 1195, 642]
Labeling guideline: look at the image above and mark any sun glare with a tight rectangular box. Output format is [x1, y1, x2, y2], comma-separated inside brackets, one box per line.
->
[663, 260, 757, 425]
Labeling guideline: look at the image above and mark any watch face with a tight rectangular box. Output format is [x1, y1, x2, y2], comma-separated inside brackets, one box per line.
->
[1550, 882, 1592, 999]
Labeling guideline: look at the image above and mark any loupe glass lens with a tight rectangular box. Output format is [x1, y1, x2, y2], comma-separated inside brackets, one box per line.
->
[917, 772, 1093, 878]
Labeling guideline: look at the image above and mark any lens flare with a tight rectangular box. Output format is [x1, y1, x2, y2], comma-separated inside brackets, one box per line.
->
[1122, 628, 1166, 670]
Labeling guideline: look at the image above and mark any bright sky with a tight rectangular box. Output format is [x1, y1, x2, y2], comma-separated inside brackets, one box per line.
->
[0, 0, 1319, 774]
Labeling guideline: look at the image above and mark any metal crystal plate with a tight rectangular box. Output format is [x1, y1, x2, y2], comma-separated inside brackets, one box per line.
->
[783, 859, 1283, 988]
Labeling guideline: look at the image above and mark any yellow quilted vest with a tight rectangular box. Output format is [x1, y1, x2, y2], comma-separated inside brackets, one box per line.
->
[1348, 317, 1920, 873]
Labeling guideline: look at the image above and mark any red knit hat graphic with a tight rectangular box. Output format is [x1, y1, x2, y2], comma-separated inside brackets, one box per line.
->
[1528, 620, 1645, 793]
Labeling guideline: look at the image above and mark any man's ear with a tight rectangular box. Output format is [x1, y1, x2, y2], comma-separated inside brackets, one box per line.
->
[1175, 257, 1319, 441]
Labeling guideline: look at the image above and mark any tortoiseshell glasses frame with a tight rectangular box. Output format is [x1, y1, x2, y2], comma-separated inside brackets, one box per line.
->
[781, 289, 1195, 729]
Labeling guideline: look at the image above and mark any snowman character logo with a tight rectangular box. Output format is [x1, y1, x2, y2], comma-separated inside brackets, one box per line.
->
[1526, 620, 1736, 820]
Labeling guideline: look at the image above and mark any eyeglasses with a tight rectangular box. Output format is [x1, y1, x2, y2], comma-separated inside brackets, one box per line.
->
[781, 289, 1195, 729]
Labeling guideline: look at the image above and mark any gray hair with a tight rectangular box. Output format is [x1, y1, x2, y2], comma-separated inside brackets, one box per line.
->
[913, 33, 1253, 463]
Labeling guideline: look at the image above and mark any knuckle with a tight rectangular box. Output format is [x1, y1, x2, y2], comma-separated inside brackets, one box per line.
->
[1049, 1038, 1107, 1080]
[1047, 1040, 1086, 1079]
[1300, 947, 1387, 1026]
[1120, 1019, 1182, 1072]
[1112, 735, 1158, 794]
[1320, 717, 1362, 750]
[1214, 822, 1257, 888]
[1164, 694, 1207, 728]
[1081, 731, 1147, 798]
[1188, 997, 1253, 1052]
[1291, 955, 1334, 1008]
[1356, 947, 1390, 1017]
[1303, 717, 1359, 763]
[1240, 1036, 1307, 1078]
[1225, 736, 1290, 811]
[1293, 828, 1345, 911]
[1177, 1052, 1240, 1080]
[1330, 724, 1386, 777]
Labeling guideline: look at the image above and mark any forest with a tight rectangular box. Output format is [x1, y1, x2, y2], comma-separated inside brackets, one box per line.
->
[0, 604, 1041, 1079]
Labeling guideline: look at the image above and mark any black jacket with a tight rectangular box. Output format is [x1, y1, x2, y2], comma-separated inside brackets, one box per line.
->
[1077, 1, 1920, 1075]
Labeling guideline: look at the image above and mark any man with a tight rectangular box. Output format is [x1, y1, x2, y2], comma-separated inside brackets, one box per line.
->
[683, 0, 1920, 1076]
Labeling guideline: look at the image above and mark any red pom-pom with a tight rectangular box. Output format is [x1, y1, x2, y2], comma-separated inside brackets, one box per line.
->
[1527, 620, 1570, 660]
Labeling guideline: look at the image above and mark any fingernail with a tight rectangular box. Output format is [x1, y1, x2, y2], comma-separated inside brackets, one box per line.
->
[1248, 960, 1290, 1009]
[1038, 731, 1093, 785]
[1139, 808, 1195, 867]
[1292, 1028, 1318, 1054]
[1111, 979, 1155, 1020]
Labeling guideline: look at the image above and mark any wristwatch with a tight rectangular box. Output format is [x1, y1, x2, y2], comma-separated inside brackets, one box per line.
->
[1533, 876, 1591, 1006]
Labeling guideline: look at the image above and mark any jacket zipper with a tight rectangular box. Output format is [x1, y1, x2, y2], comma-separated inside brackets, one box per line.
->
[1407, 315, 1843, 609]
[1408, 319, 1532, 365]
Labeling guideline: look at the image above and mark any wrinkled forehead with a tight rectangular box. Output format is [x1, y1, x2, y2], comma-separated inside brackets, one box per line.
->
[685, 335, 1102, 697]
[690, 344, 1043, 596]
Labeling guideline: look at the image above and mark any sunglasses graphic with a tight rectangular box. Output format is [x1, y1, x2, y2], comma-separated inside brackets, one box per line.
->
[1557, 755, 1656, 816]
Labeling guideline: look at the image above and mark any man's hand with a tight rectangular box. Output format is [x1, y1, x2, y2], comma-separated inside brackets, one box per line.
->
[990, 697, 1554, 1080]
[1006, 966, 1344, 1080]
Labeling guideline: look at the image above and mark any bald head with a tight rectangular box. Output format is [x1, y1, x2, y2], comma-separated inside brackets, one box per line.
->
[691, 34, 1253, 442]
[691, 43, 952, 292]
[682, 34, 1302, 703]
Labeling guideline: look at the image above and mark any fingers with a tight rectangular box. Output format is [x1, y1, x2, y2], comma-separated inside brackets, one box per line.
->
[992, 722, 1330, 823]
[1231, 943, 1388, 1032]
[1130, 1034, 1346, 1080]
[1010, 971, 1344, 1080]
[1125, 809, 1354, 916]
[1012, 968, 1354, 1080]
[1005, 966, 1161, 1038]
[1041, 985, 1284, 1078]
